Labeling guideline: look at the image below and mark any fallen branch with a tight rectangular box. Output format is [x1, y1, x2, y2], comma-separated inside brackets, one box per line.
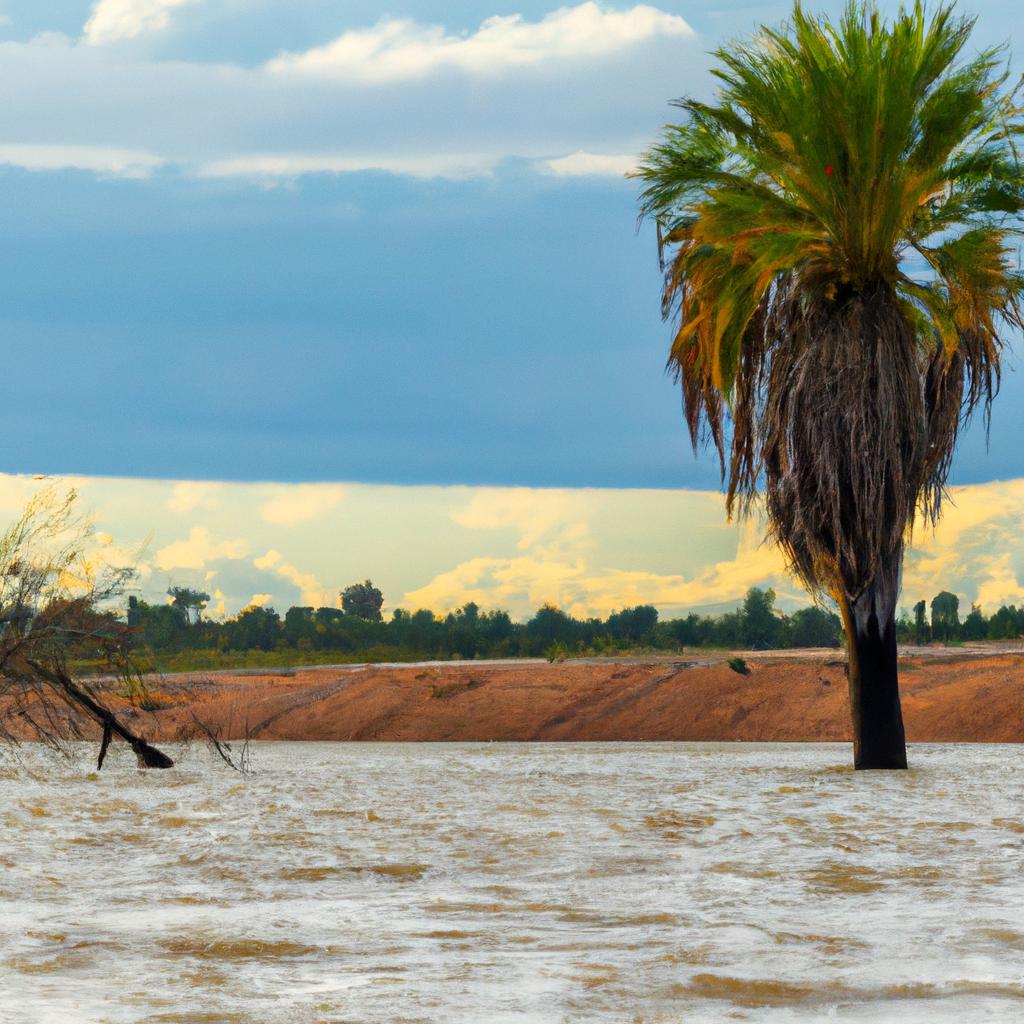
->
[27, 660, 173, 769]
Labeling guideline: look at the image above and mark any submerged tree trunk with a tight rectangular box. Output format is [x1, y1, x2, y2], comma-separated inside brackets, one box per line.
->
[839, 559, 907, 770]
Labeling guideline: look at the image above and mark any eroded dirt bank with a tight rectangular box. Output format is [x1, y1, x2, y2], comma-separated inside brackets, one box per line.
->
[6, 649, 1022, 745]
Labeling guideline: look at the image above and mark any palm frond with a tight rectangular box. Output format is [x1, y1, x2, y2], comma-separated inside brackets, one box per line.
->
[636, 1, 1024, 599]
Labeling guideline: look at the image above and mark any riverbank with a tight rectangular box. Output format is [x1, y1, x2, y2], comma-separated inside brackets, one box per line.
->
[8, 647, 1021, 744]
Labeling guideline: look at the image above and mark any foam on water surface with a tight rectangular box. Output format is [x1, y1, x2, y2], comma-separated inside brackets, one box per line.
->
[1, 741, 1022, 1023]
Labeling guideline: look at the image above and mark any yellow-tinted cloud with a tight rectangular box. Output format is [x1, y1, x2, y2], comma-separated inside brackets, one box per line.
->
[273, 561, 333, 608]
[154, 527, 248, 570]
[902, 479, 1024, 612]
[5, 472, 1024, 620]
[168, 481, 221, 515]
[254, 548, 282, 569]
[404, 504, 794, 618]
[451, 487, 591, 554]
[259, 484, 344, 526]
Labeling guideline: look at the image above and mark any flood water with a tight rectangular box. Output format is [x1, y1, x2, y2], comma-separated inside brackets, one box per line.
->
[1, 741, 1022, 1023]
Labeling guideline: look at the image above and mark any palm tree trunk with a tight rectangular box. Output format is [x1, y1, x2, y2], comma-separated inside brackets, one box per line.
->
[840, 562, 908, 770]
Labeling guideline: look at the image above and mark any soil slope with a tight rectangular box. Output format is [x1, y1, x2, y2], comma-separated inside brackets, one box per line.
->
[7, 649, 1021, 745]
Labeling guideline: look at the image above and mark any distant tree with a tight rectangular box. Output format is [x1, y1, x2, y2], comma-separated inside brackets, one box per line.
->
[479, 609, 514, 648]
[787, 605, 842, 648]
[283, 606, 315, 646]
[930, 591, 960, 642]
[895, 610, 914, 644]
[407, 609, 442, 654]
[167, 586, 210, 626]
[714, 608, 744, 648]
[457, 602, 479, 626]
[340, 580, 383, 622]
[988, 605, 1020, 640]
[913, 600, 930, 645]
[960, 603, 988, 641]
[607, 605, 659, 644]
[526, 604, 576, 654]
[225, 605, 281, 651]
[741, 588, 779, 649]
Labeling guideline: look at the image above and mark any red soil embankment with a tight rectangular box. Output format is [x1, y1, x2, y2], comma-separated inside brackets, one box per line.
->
[12, 649, 1020, 745]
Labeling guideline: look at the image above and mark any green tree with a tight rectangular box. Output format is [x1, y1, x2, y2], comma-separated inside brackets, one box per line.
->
[930, 591, 960, 641]
[167, 586, 210, 626]
[607, 605, 659, 644]
[340, 580, 384, 622]
[988, 605, 1021, 639]
[741, 587, 779, 649]
[636, 3, 1023, 768]
[526, 604, 576, 654]
[961, 603, 988, 641]
[225, 605, 281, 651]
[284, 606, 315, 646]
[912, 600, 931, 645]
[787, 605, 843, 648]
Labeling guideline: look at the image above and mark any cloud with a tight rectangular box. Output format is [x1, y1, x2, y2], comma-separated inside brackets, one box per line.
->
[167, 480, 221, 514]
[451, 487, 591, 554]
[272, 559, 333, 608]
[0, 3, 707, 183]
[267, 4, 693, 83]
[246, 592, 272, 608]
[9, 473, 1024, 621]
[405, 493, 794, 618]
[253, 548, 281, 570]
[542, 150, 637, 176]
[250, 547, 331, 605]
[83, 0, 203, 45]
[973, 553, 1024, 611]
[259, 484, 344, 526]
[154, 526, 248, 570]
[0, 143, 163, 177]
[198, 151, 500, 181]
[901, 479, 1024, 613]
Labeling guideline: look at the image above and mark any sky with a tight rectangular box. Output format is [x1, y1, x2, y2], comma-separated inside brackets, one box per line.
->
[1, 1, 1023, 618]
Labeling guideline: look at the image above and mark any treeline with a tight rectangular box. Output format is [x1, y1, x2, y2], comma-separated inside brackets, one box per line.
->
[896, 591, 1024, 643]
[127, 584, 843, 663]
[124, 582, 1023, 668]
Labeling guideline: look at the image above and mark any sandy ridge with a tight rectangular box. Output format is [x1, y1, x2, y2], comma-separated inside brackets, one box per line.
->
[9, 647, 1019, 745]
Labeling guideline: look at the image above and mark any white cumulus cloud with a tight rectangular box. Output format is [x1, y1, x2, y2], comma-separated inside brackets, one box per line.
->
[198, 151, 503, 181]
[0, 143, 163, 177]
[0, 3, 706, 181]
[84, 0, 204, 45]
[267, 3, 693, 82]
[542, 149, 638, 176]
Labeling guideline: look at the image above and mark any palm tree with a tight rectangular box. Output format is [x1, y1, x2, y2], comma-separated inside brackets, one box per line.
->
[636, 2, 1023, 768]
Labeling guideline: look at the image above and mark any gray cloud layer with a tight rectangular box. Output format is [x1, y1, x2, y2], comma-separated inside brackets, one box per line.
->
[0, 3, 709, 178]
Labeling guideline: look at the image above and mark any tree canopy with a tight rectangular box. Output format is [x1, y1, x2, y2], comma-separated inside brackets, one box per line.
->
[636, 1, 1023, 600]
[340, 580, 384, 621]
[636, 0, 1023, 768]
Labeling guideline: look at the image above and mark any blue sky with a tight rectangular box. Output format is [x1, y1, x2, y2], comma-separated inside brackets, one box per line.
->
[1, 0, 1020, 487]
[0, 1, 1022, 617]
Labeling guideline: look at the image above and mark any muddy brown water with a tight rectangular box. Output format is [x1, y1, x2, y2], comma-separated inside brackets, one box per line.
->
[1, 742, 1022, 1022]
